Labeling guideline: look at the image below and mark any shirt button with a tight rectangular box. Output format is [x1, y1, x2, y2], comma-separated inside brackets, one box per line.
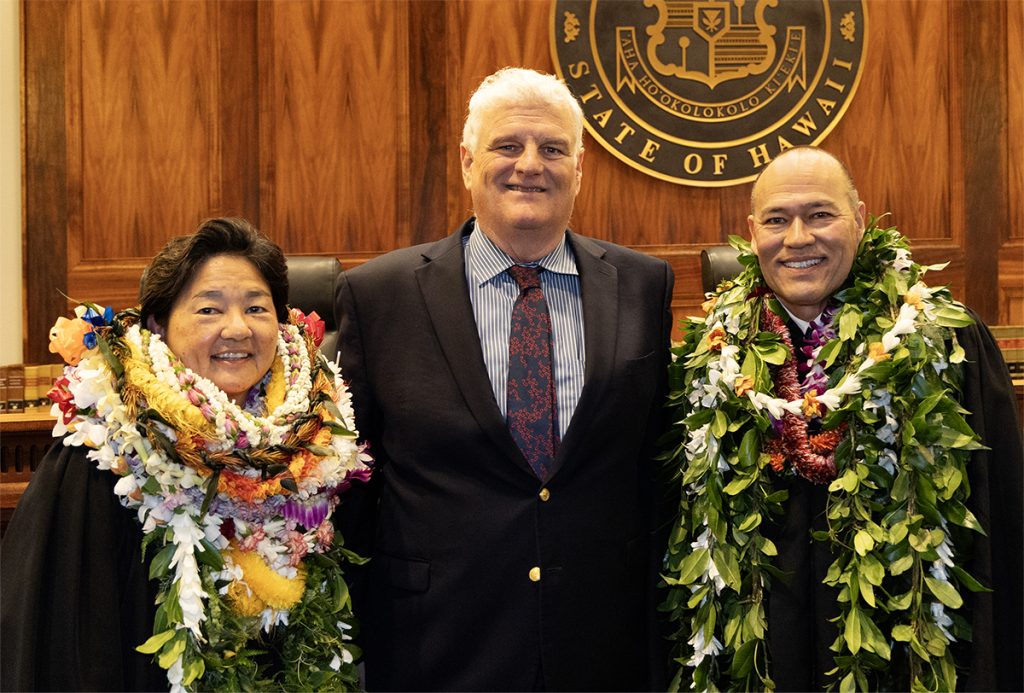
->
[529, 566, 541, 582]
[539, 488, 551, 501]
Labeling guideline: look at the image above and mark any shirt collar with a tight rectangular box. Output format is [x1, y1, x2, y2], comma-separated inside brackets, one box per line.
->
[465, 220, 578, 287]
[780, 304, 824, 336]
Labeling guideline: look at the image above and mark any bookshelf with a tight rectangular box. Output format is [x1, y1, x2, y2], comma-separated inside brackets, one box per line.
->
[0, 410, 56, 536]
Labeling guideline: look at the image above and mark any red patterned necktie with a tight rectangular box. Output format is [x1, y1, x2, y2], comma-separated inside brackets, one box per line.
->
[506, 265, 558, 480]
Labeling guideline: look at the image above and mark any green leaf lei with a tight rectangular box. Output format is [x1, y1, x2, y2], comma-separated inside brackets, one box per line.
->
[661, 219, 988, 692]
[140, 534, 367, 691]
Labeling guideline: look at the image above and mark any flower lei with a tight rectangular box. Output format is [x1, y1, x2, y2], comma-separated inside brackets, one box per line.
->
[47, 305, 372, 692]
[662, 219, 986, 692]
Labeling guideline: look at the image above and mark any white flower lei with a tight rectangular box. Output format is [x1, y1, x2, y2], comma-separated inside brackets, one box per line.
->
[50, 315, 371, 691]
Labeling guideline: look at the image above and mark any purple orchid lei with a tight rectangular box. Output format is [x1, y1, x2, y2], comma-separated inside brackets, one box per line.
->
[797, 303, 839, 396]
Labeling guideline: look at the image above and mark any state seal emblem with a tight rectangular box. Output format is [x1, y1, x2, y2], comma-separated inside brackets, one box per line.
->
[551, 0, 867, 186]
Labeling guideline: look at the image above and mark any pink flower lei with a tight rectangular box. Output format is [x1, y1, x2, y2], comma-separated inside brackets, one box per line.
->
[760, 299, 843, 484]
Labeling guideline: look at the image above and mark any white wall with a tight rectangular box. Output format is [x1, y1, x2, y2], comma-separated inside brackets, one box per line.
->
[0, 0, 21, 364]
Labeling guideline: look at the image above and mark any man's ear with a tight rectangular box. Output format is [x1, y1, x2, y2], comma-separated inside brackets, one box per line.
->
[747, 214, 758, 252]
[146, 315, 166, 339]
[459, 144, 473, 189]
[855, 200, 867, 235]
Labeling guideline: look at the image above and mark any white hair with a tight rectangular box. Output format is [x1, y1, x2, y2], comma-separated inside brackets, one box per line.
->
[461, 67, 585, 154]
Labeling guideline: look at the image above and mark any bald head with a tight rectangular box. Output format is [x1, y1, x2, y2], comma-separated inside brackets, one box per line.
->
[750, 147, 859, 216]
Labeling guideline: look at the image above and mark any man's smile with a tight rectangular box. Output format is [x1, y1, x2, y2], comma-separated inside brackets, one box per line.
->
[781, 257, 825, 269]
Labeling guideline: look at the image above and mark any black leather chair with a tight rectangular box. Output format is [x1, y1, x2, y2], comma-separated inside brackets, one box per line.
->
[699, 245, 744, 294]
[286, 255, 343, 361]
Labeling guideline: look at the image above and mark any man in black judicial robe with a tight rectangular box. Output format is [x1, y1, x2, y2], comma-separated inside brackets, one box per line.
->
[764, 313, 1022, 692]
[747, 147, 1023, 691]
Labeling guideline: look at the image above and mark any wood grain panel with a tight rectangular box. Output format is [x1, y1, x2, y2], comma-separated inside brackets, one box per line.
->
[20, 0, 1023, 364]
[1000, 255, 1024, 326]
[956, 0, 1007, 323]
[23, 0, 69, 364]
[258, 0, 408, 254]
[405, 0, 452, 245]
[216, 0, 261, 221]
[1003, 0, 1024, 326]
[76, 0, 218, 259]
[827, 0, 952, 244]
[1010, 0, 1023, 245]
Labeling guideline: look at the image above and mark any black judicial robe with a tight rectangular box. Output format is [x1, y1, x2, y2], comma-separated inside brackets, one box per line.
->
[765, 314, 1024, 692]
[0, 443, 165, 692]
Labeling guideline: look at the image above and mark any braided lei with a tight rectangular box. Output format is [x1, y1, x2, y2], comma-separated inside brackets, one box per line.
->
[47, 306, 372, 692]
[661, 220, 987, 692]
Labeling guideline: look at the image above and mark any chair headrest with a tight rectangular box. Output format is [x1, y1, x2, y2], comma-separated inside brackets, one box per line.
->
[285, 255, 342, 330]
[699, 245, 744, 294]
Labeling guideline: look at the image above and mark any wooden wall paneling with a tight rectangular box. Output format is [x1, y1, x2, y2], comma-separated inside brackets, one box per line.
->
[821, 0, 967, 304]
[942, 0, 969, 308]
[956, 0, 1007, 324]
[1003, 0, 1024, 326]
[717, 183, 755, 243]
[1009, 0, 1024, 250]
[216, 0, 261, 222]
[76, 1, 218, 260]
[258, 0, 409, 257]
[406, 0, 452, 247]
[574, 147, 725, 246]
[843, 0, 953, 241]
[24, 0, 265, 362]
[1000, 255, 1024, 328]
[21, 0, 1022, 363]
[23, 0, 69, 364]
[66, 1, 263, 322]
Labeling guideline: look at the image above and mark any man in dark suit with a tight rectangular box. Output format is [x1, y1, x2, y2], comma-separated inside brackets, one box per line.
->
[335, 67, 675, 691]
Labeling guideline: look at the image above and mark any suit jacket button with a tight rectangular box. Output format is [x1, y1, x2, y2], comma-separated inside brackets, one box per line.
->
[539, 488, 551, 501]
[529, 566, 541, 582]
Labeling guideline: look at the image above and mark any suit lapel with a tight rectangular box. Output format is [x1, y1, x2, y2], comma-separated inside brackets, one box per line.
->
[558, 233, 618, 459]
[416, 222, 527, 470]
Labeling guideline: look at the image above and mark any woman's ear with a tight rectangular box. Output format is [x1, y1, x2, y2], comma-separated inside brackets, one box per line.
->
[146, 315, 166, 339]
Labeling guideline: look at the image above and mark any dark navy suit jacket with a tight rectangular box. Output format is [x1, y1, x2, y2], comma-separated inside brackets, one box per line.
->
[335, 218, 675, 691]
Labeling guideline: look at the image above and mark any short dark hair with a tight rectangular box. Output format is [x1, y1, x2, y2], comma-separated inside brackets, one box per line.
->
[139, 217, 289, 328]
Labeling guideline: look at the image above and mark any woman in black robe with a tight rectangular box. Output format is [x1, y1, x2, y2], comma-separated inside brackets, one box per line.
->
[1, 217, 293, 690]
[1, 445, 165, 690]
[1, 217, 368, 691]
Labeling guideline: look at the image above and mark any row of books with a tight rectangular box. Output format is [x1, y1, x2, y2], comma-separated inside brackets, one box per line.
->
[0, 364, 65, 414]
[990, 326, 1024, 381]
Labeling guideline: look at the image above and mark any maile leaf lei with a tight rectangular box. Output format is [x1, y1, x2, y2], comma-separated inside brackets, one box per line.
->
[660, 219, 987, 692]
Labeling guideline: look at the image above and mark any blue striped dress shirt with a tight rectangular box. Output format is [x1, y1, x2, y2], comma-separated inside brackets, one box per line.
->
[463, 223, 585, 439]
